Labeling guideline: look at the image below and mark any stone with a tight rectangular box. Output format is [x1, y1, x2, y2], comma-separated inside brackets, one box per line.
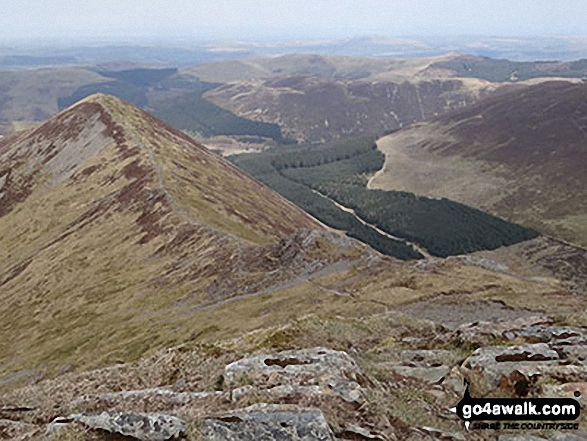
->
[224, 347, 364, 404]
[462, 343, 563, 395]
[498, 435, 548, 441]
[462, 342, 587, 396]
[202, 404, 335, 440]
[540, 382, 587, 404]
[46, 411, 186, 441]
[454, 316, 551, 342]
[465, 344, 560, 368]
[453, 316, 587, 348]
[550, 434, 587, 440]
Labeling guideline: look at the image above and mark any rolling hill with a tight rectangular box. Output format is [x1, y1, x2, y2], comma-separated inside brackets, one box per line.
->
[180, 53, 457, 83]
[369, 80, 587, 247]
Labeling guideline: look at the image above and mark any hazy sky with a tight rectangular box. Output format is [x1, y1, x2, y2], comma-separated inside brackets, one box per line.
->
[1, 0, 586, 42]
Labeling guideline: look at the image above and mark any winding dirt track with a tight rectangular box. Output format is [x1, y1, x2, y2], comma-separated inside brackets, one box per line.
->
[310, 188, 432, 259]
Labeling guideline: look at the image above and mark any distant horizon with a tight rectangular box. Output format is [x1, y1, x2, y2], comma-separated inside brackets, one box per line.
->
[3, 34, 587, 47]
[1, 0, 586, 43]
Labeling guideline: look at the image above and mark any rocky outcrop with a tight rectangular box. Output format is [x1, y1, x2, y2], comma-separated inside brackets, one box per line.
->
[456, 317, 587, 397]
[225, 347, 364, 404]
[202, 404, 335, 441]
[45, 411, 186, 441]
[7, 314, 587, 441]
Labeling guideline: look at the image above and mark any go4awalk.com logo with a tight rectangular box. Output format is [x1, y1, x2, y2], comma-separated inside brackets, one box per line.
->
[451, 382, 581, 431]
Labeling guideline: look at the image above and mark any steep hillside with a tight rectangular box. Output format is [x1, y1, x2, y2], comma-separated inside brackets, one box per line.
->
[370, 81, 587, 246]
[205, 76, 493, 142]
[0, 94, 331, 376]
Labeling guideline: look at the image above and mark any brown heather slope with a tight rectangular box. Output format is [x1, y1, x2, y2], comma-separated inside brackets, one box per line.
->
[205, 76, 494, 143]
[370, 81, 587, 247]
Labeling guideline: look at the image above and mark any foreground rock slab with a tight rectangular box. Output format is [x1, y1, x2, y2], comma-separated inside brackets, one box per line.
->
[45, 410, 186, 441]
[202, 404, 335, 441]
[225, 347, 364, 404]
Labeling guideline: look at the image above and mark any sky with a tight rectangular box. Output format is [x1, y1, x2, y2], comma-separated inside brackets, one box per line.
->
[0, 0, 586, 42]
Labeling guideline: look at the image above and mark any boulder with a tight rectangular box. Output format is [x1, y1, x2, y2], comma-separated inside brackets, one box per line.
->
[540, 382, 587, 405]
[453, 316, 587, 347]
[202, 404, 335, 440]
[225, 347, 364, 404]
[462, 340, 587, 397]
[45, 411, 186, 441]
[462, 343, 563, 395]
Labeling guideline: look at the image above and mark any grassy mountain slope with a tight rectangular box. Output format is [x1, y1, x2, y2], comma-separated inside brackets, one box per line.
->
[0, 93, 329, 375]
[370, 81, 587, 246]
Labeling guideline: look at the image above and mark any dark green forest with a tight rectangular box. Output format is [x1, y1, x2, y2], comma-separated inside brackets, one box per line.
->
[231, 135, 539, 259]
[152, 92, 289, 142]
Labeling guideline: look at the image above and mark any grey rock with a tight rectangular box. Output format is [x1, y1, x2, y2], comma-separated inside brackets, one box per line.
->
[540, 382, 587, 404]
[499, 435, 548, 441]
[46, 411, 186, 441]
[461, 343, 564, 395]
[560, 345, 587, 365]
[465, 344, 560, 369]
[550, 434, 587, 440]
[225, 347, 364, 404]
[202, 404, 335, 440]
[454, 316, 587, 347]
